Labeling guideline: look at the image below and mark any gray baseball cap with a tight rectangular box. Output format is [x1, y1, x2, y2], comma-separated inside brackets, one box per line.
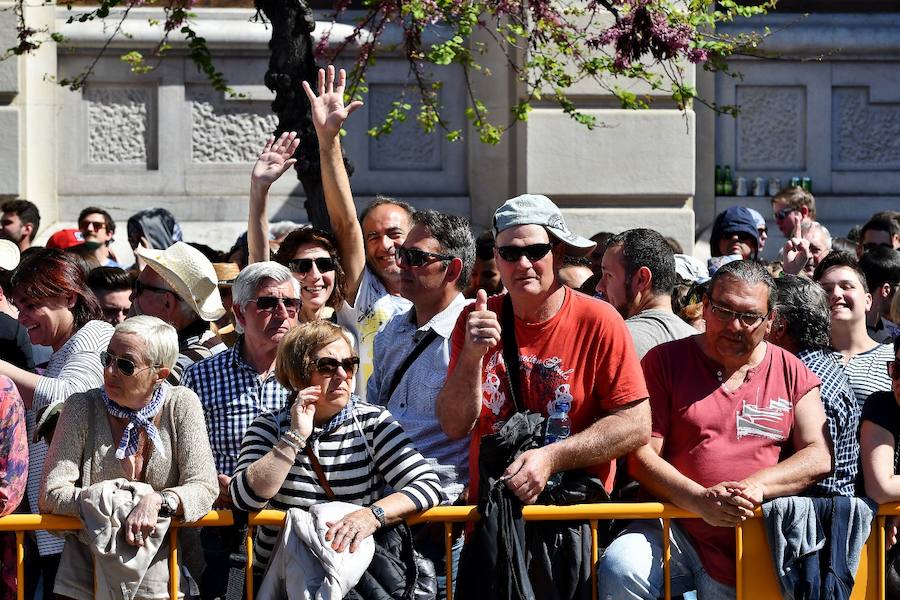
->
[493, 194, 596, 257]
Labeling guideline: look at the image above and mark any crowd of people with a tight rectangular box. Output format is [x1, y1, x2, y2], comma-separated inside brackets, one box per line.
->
[0, 65, 898, 600]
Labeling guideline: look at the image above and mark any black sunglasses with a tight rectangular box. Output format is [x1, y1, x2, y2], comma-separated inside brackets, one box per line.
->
[773, 206, 797, 220]
[289, 257, 337, 274]
[397, 246, 455, 268]
[247, 296, 301, 314]
[133, 280, 178, 298]
[311, 356, 360, 376]
[101, 351, 156, 377]
[496, 243, 553, 263]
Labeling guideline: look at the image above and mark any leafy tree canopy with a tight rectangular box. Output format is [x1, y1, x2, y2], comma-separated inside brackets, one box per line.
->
[6, 0, 774, 143]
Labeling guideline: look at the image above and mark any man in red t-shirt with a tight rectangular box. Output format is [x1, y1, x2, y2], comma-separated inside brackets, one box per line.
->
[437, 194, 650, 505]
[598, 259, 832, 599]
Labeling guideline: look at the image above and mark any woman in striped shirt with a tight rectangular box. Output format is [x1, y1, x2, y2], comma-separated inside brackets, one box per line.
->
[230, 320, 445, 570]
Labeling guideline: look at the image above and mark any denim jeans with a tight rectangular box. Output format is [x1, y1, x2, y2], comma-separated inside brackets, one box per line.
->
[597, 519, 735, 600]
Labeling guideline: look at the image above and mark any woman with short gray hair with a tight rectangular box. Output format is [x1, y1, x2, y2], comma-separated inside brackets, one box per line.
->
[40, 315, 217, 599]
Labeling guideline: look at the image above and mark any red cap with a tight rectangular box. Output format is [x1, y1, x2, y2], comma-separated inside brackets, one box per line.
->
[45, 228, 85, 250]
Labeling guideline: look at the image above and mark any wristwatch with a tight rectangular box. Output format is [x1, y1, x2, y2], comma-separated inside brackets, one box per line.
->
[158, 490, 179, 517]
[369, 504, 386, 529]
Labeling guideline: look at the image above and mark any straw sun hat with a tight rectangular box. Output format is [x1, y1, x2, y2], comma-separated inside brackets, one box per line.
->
[135, 242, 225, 322]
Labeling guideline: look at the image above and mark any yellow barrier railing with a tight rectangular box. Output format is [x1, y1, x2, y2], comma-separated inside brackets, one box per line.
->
[3, 502, 898, 600]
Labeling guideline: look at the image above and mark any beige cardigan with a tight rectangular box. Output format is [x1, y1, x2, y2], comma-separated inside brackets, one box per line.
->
[40, 386, 218, 522]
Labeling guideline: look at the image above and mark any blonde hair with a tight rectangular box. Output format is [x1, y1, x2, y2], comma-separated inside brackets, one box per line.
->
[771, 186, 816, 219]
[275, 320, 353, 391]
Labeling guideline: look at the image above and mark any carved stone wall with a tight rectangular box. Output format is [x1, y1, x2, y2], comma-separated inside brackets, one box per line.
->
[368, 84, 441, 171]
[832, 87, 900, 170]
[189, 86, 278, 164]
[735, 85, 806, 171]
[52, 8, 470, 233]
[85, 86, 155, 166]
[714, 13, 900, 258]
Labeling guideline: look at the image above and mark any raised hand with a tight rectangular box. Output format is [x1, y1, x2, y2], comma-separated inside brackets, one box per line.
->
[251, 131, 300, 188]
[464, 289, 501, 360]
[782, 237, 811, 276]
[302, 65, 364, 140]
[290, 386, 320, 439]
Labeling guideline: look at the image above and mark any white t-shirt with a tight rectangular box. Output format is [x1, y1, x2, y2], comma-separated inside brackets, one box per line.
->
[337, 266, 411, 401]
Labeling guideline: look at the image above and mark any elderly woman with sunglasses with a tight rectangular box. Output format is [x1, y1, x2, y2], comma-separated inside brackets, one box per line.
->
[230, 320, 445, 576]
[40, 315, 217, 599]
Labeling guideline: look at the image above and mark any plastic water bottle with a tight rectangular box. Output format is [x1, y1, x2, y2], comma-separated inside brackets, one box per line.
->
[544, 400, 571, 490]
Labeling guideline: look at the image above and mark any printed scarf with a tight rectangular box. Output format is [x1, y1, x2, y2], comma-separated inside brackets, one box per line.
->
[102, 383, 168, 459]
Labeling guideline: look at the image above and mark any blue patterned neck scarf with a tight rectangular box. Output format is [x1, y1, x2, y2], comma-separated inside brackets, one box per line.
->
[102, 383, 168, 459]
[308, 396, 357, 443]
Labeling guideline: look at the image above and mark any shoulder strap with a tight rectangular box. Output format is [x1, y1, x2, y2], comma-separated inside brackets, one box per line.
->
[304, 445, 337, 500]
[384, 329, 439, 403]
[500, 294, 522, 413]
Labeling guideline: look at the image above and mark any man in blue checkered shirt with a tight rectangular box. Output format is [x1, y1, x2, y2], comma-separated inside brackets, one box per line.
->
[181, 261, 299, 600]
[767, 274, 860, 496]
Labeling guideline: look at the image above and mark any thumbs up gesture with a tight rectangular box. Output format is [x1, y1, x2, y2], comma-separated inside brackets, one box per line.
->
[464, 289, 502, 359]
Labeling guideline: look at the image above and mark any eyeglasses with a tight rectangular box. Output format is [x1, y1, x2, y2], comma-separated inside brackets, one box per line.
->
[289, 257, 337, 274]
[247, 296, 301, 315]
[496, 243, 553, 263]
[888, 361, 900, 381]
[396, 246, 455, 268]
[81, 220, 108, 232]
[133, 280, 178, 298]
[311, 356, 360, 376]
[101, 351, 157, 377]
[773, 207, 797, 221]
[706, 298, 769, 329]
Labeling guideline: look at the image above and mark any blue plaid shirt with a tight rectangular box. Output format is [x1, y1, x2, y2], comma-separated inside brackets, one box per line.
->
[181, 337, 291, 475]
[797, 348, 861, 497]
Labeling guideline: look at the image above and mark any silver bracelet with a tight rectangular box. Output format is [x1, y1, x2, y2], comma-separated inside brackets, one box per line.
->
[279, 434, 303, 452]
[284, 429, 307, 448]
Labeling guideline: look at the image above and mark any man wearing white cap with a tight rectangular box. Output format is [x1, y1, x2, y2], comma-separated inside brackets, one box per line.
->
[131, 241, 227, 383]
[437, 194, 651, 506]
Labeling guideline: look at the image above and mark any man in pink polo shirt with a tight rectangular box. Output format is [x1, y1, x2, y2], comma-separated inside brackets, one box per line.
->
[598, 259, 832, 599]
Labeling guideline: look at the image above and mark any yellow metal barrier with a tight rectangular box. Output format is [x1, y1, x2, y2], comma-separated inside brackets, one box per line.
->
[2, 503, 897, 600]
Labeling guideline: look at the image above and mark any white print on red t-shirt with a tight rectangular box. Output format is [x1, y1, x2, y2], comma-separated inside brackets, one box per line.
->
[736, 397, 792, 441]
[481, 352, 574, 418]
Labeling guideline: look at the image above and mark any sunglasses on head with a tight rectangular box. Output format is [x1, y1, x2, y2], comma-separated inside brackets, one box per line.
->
[496, 243, 553, 263]
[396, 246, 455, 268]
[288, 257, 337, 274]
[773, 207, 797, 221]
[311, 356, 360, 376]
[101, 351, 156, 377]
[247, 296, 301, 314]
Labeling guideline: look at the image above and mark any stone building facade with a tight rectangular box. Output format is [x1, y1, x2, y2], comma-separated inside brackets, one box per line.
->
[1, 4, 898, 263]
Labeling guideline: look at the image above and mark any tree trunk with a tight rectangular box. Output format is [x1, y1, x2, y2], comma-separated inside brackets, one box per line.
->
[255, 0, 352, 231]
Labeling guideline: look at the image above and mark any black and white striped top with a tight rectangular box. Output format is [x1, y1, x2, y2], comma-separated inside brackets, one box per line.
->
[230, 399, 445, 569]
[838, 343, 894, 409]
